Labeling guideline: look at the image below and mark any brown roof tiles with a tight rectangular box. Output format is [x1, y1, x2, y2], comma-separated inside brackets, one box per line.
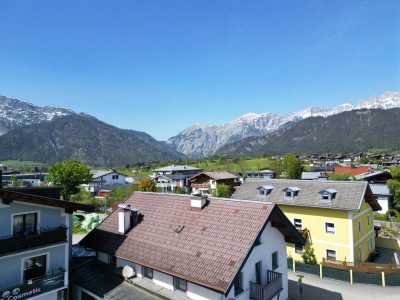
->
[80, 192, 302, 293]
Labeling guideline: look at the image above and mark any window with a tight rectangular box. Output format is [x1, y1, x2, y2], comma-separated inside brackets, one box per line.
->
[358, 220, 362, 232]
[81, 291, 96, 300]
[294, 218, 302, 229]
[326, 249, 336, 260]
[325, 222, 335, 234]
[367, 215, 370, 226]
[233, 272, 243, 296]
[283, 187, 300, 199]
[13, 213, 37, 235]
[143, 266, 153, 279]
[23, 254, 46, 282]
[368, 237, 373, 251]
[112, 174, 119, 180]
[321, 193, 330, 201]
[319, 189, 337, 201]
[255, 261, 261, 284]
[295, 244, 304, 254]
[272, 251, 279, 270]
[359, 246, 363, 261]
[259, 189, 265, 196]
[174, 277, 187, 292]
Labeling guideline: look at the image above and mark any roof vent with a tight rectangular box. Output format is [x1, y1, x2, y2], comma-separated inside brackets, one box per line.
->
[191, 195, 207, 211]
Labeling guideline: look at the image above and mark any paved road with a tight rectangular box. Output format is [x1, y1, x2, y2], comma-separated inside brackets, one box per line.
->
[288, 271, 400, 300]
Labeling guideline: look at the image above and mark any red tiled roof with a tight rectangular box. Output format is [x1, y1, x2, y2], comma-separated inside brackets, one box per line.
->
[80, 192, 288, 293]
[334, 166, 371, 176]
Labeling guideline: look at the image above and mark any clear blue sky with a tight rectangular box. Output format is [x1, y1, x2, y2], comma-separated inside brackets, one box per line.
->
[0, 0, 399, 140]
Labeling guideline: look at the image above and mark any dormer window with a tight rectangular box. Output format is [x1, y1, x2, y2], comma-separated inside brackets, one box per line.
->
[319, 189, 337, 202]
[257, 185, 274, 197]
[282, 187, 300, 199]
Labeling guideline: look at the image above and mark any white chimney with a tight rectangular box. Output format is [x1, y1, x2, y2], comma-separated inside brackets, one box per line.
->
[118, 204, 131, 234]
[191, 195, 207, 211]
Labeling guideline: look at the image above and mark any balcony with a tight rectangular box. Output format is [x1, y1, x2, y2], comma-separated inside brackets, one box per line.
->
[250, 270, 283, 300]
[0, 269, 65, 300]
[0, 225, 67, 255]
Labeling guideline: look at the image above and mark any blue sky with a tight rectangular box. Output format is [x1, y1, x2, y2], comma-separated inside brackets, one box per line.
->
[0, 0, 399, 140]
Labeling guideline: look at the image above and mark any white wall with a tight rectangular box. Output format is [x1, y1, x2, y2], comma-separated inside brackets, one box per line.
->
[377, 196, 390, 214]
[112, 222, 289, 300]
[153, 271, 174, 291]
[187, 282, 224, 300]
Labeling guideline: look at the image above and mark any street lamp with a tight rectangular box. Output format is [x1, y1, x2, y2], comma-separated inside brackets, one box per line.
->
[297, 274, 304, 300]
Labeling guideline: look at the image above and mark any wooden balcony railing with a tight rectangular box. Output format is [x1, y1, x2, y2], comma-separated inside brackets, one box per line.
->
[0, 225, 67, 255]
[250, 270, 283, 300]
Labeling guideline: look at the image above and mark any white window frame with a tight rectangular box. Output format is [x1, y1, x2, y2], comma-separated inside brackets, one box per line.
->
[326, 249, 336, 260]
[11, 210, 41, 236]
[294, 218, 302, 229]
[325, 222, 335, 235]
[21, 252, 49, 283]
[295, 243, 304, 254]
[368, 237, 372, 251]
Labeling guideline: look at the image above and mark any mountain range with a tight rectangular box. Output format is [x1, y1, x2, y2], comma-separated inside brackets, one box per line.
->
[215, 108, 400, 157]
[0, 92, 399, 166]
[165, 92, 400, 157]
[0, 113, 185, 167]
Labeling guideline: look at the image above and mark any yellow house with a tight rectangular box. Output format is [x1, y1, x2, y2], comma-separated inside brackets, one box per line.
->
[232, 179, 381, 263]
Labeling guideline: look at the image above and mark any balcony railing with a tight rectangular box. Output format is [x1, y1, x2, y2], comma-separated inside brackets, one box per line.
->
[0, 225, 67, 255]
[0, 270, 65, 300]
[250, 270, 283, 300]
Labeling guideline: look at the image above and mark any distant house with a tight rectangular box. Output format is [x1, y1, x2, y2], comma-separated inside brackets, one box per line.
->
[369, 184, 392, 214]
[189, 171, 241, 195]
[82, 170, 128, 197]
[153, 165, 202, 193]
[246, 170, 276, 179]
[333, 165, 371, 177]
[0, 189, 94, 300]
[1, 172, 47, 188]
[74, 192, 305, 300]
[301, 171, 328, 181]
[354, 170, 392, 183]
[233, 179, 381, 263]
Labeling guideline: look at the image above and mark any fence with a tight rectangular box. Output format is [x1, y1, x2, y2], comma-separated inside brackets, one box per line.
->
[288, 257, 400, 286]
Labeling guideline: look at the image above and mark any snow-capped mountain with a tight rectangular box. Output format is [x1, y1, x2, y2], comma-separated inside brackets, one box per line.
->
[166, 92, 400, 157]
[0, 96, 77, 135]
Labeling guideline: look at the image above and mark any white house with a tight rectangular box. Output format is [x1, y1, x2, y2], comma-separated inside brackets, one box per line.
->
[0, 189, 94, 300]
[152, 165, 202, 193]
[370, 184, 392, 214]
[82, 170, 128, 196]
[73, 192, 305, 300]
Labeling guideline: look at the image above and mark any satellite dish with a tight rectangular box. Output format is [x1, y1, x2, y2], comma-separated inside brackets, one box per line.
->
[122, 265, 135, 278]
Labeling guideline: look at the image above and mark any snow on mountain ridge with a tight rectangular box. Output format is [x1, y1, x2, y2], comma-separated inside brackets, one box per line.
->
[0, 95, 77, 135]
[167, 92, 400, 157]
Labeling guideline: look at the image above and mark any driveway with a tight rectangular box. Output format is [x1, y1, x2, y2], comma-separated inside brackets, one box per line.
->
[288, 271, 399, 300]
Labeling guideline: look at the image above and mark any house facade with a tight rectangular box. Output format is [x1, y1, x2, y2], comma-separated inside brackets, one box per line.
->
[82, 170, 128, 196]
[233, 179, 381, 264]
[189, 171, 241, 195]
[152, 165, 202, 193]
[369, 184, 392, 214]
[0, 189, 94, 300]
[74, 192, 305, 300]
